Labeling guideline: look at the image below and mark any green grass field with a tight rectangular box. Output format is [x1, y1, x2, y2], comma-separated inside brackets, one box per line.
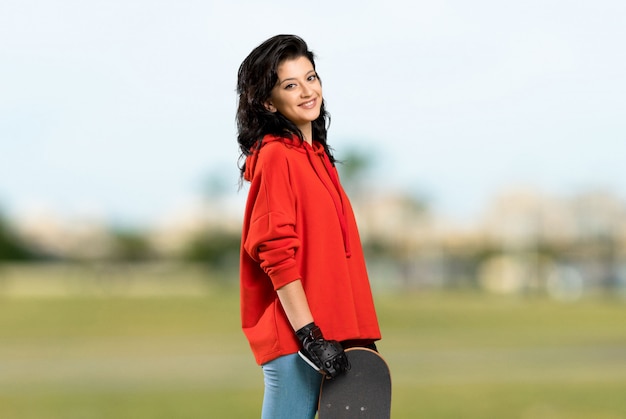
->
[1, 274, 626, 418]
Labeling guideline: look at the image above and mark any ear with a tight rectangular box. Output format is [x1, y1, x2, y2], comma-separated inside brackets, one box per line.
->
[264, 100, 277, 113]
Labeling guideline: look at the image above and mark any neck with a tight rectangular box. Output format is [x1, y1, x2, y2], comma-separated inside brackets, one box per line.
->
[300, 125, 313, 145]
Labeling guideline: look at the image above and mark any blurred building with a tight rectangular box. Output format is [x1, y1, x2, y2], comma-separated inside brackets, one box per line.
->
[351, 186, 626, 298]
[12, 210, 112, 260]
[477, 188, 626, 298]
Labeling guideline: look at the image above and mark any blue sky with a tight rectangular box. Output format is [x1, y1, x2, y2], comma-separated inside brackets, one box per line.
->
[1, 0, 625, 227]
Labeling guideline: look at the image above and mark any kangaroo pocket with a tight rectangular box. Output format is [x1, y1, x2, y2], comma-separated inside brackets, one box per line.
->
[242, 301, 281, 362]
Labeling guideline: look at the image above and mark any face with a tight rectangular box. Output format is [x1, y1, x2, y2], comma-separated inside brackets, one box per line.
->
[266, 56, 322, 140]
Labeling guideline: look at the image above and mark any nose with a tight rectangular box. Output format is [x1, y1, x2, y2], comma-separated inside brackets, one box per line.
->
[300, 83, 312, 97]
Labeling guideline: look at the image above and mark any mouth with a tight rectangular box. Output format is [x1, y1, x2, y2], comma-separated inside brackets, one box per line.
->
[299, 98, 317, 109]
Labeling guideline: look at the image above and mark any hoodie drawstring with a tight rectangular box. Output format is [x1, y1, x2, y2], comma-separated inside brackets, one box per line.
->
[304, 143, 352, 258]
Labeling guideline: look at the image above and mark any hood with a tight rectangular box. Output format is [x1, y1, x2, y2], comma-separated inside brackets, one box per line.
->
[243, 134, 302, 182]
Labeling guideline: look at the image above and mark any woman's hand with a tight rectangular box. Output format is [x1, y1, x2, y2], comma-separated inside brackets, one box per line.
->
[296, 322, 350, 379]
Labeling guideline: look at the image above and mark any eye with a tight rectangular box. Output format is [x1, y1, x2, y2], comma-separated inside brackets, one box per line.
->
[284, 83, 297, 90]
[307, 74, 318, 82]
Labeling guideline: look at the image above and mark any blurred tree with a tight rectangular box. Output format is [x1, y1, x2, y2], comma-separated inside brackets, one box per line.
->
[182, 229, 240, 269]
[201, 171, 231, 199]
[336, 145, 375, 197]
[0, 212, 34, 260]
[109, 228, 154, 261]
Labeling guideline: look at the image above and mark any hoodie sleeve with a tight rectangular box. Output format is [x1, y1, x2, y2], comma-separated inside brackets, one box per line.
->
[243, 145, 302, 290]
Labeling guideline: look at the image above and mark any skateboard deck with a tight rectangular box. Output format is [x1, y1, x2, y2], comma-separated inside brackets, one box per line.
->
[318, 347, 391, 418]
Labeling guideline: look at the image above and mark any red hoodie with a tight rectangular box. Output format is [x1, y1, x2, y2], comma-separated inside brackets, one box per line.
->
[240, 134, 381, 365]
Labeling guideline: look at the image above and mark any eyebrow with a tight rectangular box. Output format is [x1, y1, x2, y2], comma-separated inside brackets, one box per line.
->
[278, 70, 316, 86]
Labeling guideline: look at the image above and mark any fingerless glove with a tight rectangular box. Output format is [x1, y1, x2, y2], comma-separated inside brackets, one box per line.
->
[296, 322, 350, 379]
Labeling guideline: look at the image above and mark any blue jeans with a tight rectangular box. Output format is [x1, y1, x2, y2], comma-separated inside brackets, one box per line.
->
[261, 353, 323, 419]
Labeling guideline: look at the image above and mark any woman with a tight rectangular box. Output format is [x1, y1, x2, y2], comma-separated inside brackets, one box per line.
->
[236, 34, 381, 419]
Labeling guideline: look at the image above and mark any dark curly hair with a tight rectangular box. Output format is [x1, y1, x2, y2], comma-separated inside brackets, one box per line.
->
[236, 34, 335, 179]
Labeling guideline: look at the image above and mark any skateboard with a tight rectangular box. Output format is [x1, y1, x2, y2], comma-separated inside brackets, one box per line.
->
[318, 347, 392, 418]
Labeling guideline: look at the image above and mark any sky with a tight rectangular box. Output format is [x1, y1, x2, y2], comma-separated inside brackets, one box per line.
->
[1, 0, 625, 227]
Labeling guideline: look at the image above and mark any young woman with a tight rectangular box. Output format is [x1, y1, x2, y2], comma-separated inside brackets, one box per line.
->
[236, 34, 381, 419]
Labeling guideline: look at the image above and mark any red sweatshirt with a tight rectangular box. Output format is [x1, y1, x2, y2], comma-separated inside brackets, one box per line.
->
[240, 134, 381, 365]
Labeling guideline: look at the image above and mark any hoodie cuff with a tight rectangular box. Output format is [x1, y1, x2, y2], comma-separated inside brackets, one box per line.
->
[270, 265, 302, 291]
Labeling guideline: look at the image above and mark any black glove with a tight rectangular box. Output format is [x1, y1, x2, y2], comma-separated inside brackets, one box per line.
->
[296, 322, 350, 379]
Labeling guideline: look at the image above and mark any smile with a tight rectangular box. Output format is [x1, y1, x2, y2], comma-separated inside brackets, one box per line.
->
[300, 99, 317, 109]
